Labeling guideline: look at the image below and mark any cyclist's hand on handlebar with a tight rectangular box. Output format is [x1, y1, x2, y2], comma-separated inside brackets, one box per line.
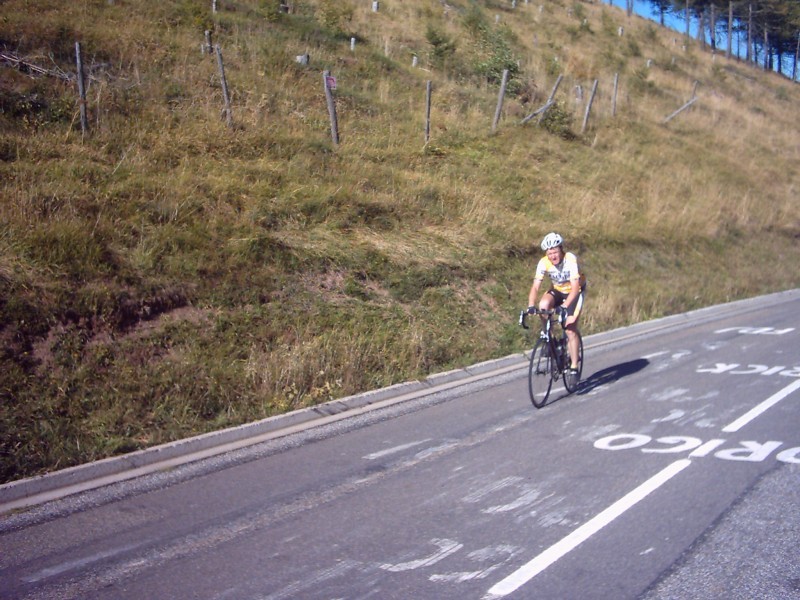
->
[526, 306, 538, 315]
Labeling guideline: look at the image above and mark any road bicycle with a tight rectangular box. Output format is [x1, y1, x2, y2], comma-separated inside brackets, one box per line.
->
[519, 306, 584, 408]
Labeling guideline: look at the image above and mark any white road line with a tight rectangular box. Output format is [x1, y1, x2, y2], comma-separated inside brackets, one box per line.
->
[484, 459, 692, 599]
[363, 440, 430, 460]
[380, 539, 463, 572]
[23, 543, 144, 583]
[722, 379, 800, 433]
[642, 351, 670, 360]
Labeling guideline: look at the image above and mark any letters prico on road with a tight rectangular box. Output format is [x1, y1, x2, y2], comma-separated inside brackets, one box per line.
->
[594, 434, 800, 464]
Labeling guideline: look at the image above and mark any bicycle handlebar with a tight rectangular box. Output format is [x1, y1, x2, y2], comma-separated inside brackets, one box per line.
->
[519, 306, 566, 329]
[525, 307, 558, 316]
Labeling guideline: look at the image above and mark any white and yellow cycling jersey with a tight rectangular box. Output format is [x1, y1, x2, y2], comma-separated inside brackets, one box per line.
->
[534, 251, 586, 294]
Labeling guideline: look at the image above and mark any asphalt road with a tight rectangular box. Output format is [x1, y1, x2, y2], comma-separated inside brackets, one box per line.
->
[1, 290, 799, 600]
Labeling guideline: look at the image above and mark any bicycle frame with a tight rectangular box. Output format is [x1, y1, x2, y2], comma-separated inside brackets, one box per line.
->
[520, 308, 569, 375]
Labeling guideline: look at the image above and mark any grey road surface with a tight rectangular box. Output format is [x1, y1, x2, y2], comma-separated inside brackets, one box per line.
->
[1, 289, 799, 600]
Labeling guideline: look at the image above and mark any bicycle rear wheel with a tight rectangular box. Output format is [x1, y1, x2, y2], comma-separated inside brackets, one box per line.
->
[528, 339, 554, 408]
[563, 331, 584, 393]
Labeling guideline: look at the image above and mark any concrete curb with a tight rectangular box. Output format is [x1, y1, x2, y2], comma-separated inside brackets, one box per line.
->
[0, 355, 530, 514]
[2, 288, 798, 514]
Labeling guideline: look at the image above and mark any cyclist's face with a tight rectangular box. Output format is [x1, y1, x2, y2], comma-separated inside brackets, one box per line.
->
[546, 246, 563, 264]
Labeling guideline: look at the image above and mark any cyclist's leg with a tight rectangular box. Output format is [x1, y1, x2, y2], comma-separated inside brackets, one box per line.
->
[539, 289, 558, 309]
[538, 289, 557, 333]
[564, 290, 585, 370]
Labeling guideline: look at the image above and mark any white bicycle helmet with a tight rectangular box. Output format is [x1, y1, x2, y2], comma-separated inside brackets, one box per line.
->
[541, 232, 563, 251]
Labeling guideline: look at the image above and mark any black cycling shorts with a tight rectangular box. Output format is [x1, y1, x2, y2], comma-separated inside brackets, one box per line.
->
[547, 288, 586, 318]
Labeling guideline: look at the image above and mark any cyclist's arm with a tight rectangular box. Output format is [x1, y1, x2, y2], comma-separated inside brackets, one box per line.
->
[562, 253, 582, 316]
[528, 277, 543, 308]
[529, 257, 549, 307]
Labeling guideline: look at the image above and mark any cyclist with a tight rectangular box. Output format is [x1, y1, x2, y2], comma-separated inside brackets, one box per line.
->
[527, 232, 586, 384]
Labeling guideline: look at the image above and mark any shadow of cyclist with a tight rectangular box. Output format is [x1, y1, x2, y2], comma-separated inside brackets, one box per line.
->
[575, 358, 650, 396]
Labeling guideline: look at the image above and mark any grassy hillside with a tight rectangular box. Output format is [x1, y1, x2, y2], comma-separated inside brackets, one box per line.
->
[1, 0, 798, 484]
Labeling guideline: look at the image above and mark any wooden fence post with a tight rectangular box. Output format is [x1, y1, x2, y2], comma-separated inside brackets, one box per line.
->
[663, 79, 700, 124]
[75, 42, 88, 136]
[323, 70, 339, 146]
[581, 79, 598, 134]
[663, 97, 697, 123]
[538, 74, 563, 124]
[612, 73, 619, 117]
[425, 80, 432, 143]
[492, 69, 509, 133]
[520, 74, 562, 125]
[214, 45, 232, 128]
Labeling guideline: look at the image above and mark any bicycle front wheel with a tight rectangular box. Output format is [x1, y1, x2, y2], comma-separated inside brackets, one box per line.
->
[563, 331, 584, 393]
[528, 339, 554, 408]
